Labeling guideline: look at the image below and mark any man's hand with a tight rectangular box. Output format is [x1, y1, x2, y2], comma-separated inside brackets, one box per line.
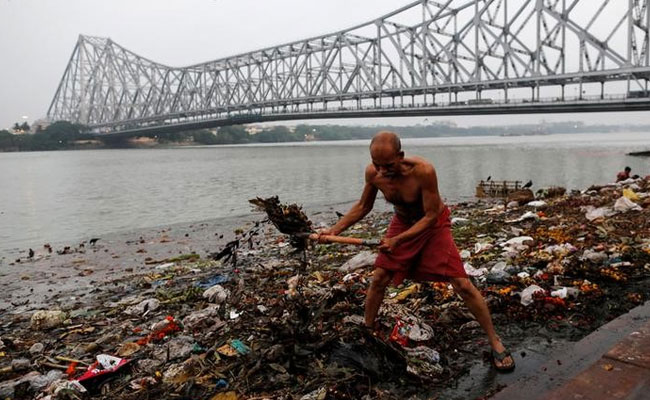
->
[378, 237, 400, 253]
[316, 227, 340, 243]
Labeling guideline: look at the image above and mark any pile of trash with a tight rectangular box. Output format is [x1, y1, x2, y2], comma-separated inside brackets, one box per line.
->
[1, 177, 649, 399]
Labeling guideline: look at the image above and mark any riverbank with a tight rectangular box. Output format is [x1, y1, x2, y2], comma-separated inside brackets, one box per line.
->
[1, 178, 649, 399]
[0, 200, 366, 310]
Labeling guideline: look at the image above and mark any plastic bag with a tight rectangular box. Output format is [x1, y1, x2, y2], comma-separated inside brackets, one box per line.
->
[77, 354, 130, 387]
[520, 285, 545, 306]
[527, 200, 548, 208]
[202, 284, 230, 304]
[614, 196, 642, 212]
[585, 206, 616, 221]
[464, 262, 488, 277]
[623, 188, 640, 201]
[389, 318, 410, 346]
[339, 251, 377, 272]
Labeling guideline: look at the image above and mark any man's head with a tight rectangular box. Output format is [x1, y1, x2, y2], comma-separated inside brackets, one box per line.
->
[370, 131, 403, 178]
[625, 166, 632, 173]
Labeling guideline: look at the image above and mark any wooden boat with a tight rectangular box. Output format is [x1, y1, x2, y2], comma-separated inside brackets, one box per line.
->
[476, 180, 524, 198]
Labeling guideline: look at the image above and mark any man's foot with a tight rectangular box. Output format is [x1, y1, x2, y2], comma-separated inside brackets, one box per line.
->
[361, 324, 386, 341]
[491, 341, 515, 372]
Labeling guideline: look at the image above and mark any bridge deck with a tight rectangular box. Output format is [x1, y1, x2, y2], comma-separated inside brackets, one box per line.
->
[95, 97, 650, 137]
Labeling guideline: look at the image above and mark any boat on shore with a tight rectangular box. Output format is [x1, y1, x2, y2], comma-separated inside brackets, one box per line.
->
[475, 180, 524, 197]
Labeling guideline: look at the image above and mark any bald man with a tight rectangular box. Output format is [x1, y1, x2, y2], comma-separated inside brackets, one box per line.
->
[320, 131, 515, 372]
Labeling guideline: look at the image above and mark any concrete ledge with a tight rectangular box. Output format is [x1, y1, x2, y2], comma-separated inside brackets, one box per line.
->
[492, 301, 650, 400]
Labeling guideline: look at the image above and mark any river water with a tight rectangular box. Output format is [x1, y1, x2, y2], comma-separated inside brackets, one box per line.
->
[1, 131, 649, 254]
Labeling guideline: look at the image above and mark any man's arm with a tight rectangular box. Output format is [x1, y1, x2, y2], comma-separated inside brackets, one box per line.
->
[323, 165, 378, 236]
[380, 164, 443, 251]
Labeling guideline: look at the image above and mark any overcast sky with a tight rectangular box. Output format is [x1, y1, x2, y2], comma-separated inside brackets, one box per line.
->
[1, 0, 649, 130]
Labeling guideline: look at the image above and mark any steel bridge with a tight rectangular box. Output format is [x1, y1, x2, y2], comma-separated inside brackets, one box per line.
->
[48, 0, 650, 135]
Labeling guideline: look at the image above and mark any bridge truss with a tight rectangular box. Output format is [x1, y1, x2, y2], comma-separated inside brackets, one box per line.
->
[48, 0, 650, 134]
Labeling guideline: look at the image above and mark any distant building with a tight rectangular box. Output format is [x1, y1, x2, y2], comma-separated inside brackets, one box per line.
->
[32, 118, 51, 133]
[128, 136, 157, 146]
[245, 125, 263, 135]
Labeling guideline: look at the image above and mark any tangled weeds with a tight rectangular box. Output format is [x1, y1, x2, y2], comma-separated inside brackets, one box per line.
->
[1, 177, 649, 399]
[249, 197, 313, 250]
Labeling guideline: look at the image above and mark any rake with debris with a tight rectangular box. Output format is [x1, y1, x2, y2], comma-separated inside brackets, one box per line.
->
[249, 196, 379, 248]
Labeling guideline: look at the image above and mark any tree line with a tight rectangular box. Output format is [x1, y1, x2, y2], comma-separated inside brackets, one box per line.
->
[2, 120, 647, 152]
[1, 121, 92, 151]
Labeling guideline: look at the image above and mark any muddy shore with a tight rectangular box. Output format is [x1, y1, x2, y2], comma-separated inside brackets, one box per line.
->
[1, 181, 649, 399]
[0, 200, 372, 311]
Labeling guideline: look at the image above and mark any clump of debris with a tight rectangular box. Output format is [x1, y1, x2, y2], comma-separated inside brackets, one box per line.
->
[250, 196, 313, 249]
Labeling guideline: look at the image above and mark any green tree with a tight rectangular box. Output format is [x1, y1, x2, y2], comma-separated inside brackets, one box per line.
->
[40, 121, 85, 139]
[155, 131, 186, 143]
[217, 125, 249, 144]
[0, 129, 15, 150]
[191, 129, 219, 145]
[254, 126, 301, 143]
[28, 121, 89, 150]
[20, 122, 30, 132]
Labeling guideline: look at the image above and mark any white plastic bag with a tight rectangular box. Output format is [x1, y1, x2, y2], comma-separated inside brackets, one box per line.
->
[527, 200, 548, 208]
[464, 262, 488, 277]
[339, 251, 377, 272]
[585, 206, 616, 221]
[506, 211, 539, 223]
[202, 284, 230, 304]
[613, 196, 642, 213]
[503, 236, 534, 246]
[520, 285, 545, 306]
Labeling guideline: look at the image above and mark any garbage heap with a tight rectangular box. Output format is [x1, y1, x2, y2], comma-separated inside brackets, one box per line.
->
[1, 177, 649, 399]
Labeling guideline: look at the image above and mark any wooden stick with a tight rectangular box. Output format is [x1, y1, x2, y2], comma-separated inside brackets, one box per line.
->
[40, 361, 86, 371]
[39, 362, 68, 370]
[306, 233, 379, 246]
[55, 356, 89, 366]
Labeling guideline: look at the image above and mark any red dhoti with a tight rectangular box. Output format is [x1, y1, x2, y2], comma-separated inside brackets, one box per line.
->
[374, 207, 468, 285]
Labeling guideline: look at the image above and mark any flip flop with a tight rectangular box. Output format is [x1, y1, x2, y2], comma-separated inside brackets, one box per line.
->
[491, 348, 516, 372]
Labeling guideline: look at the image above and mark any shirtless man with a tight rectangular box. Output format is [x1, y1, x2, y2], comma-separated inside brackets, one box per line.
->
[320, 131, 515, 372]
[616, 166, 631, 182]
